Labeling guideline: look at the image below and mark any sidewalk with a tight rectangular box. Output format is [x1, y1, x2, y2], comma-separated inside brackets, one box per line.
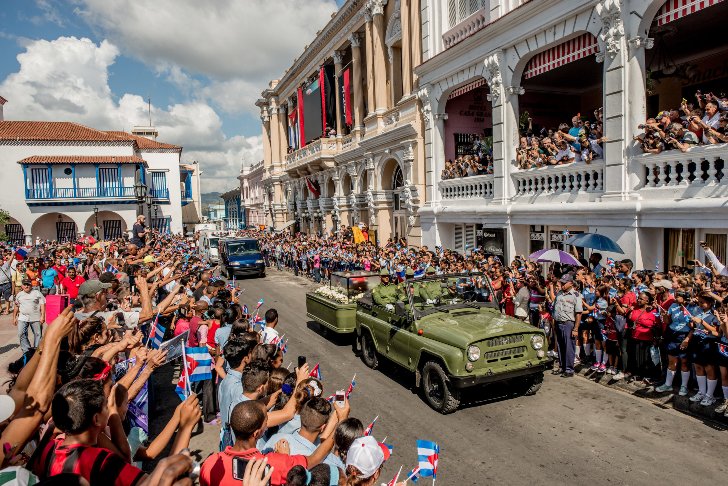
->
[571, 362, 728, 427]
[0, 314, 24, 384]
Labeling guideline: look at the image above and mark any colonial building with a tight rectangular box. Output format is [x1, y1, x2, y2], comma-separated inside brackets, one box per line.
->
[256, 0, 427, 245]
[221, 188, 244, 230]
[240, 161, 266, 229]
[0, 117, 190, 242]
[416, 0, 728, 268]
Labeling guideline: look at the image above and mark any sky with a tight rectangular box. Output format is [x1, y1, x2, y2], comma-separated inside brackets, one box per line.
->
[0, 0, 347, 192]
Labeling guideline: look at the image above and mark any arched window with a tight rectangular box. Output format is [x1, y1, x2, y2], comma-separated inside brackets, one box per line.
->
[392, 166, 404, 190]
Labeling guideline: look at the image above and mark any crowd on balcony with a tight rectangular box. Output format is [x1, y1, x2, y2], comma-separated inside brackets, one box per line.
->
[515, 108, 607, 170]
[635, 90, 728, 155]
[440, 136, 494, 180]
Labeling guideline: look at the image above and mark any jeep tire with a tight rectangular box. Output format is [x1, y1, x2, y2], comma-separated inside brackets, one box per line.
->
[421, 361, 460, 414]
[360, 331, 378, 369]
[517, 372, 544, 396]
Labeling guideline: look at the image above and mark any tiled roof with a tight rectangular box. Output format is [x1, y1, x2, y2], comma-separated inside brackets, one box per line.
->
[0, 121, 129, 142]
[19, 155, 146, 165]
[105, 131, 182, 150]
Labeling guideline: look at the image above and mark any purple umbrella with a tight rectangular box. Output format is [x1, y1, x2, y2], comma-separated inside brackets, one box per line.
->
[528, 249, 582, 266]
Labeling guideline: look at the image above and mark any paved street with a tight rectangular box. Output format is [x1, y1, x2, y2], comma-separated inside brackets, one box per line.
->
[1, 270, 726, 485]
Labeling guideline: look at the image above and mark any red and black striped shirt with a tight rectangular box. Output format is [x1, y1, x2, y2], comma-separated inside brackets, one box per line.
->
[31, 438, 145, 486]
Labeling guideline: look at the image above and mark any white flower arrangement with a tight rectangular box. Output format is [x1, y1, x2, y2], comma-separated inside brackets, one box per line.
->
[313, 286, 363, 304]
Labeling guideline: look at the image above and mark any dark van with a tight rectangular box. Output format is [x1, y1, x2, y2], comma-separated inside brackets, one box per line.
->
[219, 238, 265, 278]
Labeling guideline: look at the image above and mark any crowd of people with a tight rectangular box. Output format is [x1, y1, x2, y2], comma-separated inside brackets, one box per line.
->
[636, 90, 728, 154]
[0, 219, 412, 486]
[252, 228, 728, 416]
[440, 135, 494, 180]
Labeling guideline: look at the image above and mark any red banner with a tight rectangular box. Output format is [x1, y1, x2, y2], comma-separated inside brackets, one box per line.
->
[343, 68, 352, 126]
[297, 86, 305, 147]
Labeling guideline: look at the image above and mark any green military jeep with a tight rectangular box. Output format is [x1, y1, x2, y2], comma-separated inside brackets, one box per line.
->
[355, 273, 552, 414]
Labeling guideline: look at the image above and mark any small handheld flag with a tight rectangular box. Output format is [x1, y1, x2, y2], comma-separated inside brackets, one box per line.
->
[363, 415, 378, 436]
[185, 347, 213, 382]
[175, 353, 197, 401]
[150, 323, 166, 350]
[416, 440, 439, 479]
[243, 304, 249, 316]
[346, 374, 356, 397]
[387, 465, 403, 486]
[606, 257, 615, 268]
[309, 363, 322, 380]
[105, 264, 119, 275]
[256, 298, 264, 309]
[405, 467, 421, 484]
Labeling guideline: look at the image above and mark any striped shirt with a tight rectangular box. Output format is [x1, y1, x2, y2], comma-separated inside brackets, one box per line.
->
[32, 438, 144, 486]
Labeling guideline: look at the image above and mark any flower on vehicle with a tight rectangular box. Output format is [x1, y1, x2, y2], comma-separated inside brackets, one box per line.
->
[313, 286, 363, 304]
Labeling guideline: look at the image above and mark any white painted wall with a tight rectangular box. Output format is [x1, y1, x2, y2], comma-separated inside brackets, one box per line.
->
[141, 151, 183, 234]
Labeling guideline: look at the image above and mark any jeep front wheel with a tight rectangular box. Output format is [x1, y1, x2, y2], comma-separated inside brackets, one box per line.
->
[516, 372, 544, 396]
[421, 361, 460, 414]
[360, 331, 378, 369]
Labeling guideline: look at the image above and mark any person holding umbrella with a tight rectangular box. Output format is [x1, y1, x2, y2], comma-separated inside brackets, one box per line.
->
[551, 274, 583, 377]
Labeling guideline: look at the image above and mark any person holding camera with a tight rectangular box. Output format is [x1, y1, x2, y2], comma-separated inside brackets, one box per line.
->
[664, 122, 698, 152]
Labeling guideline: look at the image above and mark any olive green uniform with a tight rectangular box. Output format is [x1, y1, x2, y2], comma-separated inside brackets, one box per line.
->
[372, 282, 399, 306]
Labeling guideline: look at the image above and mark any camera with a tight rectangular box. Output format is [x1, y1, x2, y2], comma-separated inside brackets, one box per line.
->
[638, 124, 647, 129]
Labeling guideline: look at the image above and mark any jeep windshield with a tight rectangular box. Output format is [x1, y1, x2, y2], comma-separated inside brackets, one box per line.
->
[226, 240, 260, 256]
[404, 273, 496, 319]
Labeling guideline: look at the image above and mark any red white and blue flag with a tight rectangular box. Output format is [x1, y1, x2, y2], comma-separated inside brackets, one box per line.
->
[386, 466, 403, 486]
[363, 415, 378, 436]
[309, 363, 322, 380]
[185, 347, 212, 382]
[405, 467, 421, 484]
[243, 304, 249, 316]
[175, 354, 197, 401]
[256, 298, 264, 309]
[416, 440, 439, 478]
[606, 257, 615, 268]
[346, 374, 356, 397]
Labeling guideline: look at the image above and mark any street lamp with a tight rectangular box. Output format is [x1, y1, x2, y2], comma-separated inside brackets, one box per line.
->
[134, 181, 147, 216]
[145, 195, 153, 224]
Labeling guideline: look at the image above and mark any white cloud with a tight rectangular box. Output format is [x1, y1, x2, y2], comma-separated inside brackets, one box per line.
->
[73, 0, 339, 116]
[0, 36, 261, 192]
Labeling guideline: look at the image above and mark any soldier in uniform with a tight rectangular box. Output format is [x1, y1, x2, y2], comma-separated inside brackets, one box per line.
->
[372, 268, 399, 310]
[419, 267, 445, 305]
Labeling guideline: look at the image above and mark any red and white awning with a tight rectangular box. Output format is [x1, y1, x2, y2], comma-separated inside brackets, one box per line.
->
[656, 0, 724, 26]
[523, 33, 598, 80]
[447, 78, 488, 100]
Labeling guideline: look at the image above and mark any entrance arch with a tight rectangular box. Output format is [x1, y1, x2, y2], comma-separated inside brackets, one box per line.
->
[83, 211, 127, 240]
[1, 217, 26, 245]
[31, 213, 77, 243]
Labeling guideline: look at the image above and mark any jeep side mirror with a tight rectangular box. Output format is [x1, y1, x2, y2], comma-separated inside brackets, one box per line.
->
[395, 301, 406, 317]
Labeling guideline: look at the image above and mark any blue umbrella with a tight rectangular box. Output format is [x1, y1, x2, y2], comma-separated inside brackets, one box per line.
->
[565, 233, 624, 254]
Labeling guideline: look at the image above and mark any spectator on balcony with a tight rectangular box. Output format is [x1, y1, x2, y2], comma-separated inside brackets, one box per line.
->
[705, 115, 728, 143]
[554, 139, 575, 164]
[664, 123, 698, 153]
[701, 100, 721, 143]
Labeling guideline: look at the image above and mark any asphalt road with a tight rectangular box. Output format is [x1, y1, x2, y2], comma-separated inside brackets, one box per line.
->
[194, 268, 728, 486]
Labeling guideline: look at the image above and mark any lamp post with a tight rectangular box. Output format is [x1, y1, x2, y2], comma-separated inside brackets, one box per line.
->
[145, 195, 153, 226]
[134, 181, 147, 217]
[93, 206, 99, 239]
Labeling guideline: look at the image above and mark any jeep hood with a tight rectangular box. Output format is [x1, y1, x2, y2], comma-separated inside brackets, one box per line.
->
[416, 307, 537, 349]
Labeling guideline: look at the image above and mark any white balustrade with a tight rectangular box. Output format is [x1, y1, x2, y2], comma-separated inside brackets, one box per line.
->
[440, 174, 494, 200]
[442, 6, 490, 49]
[511, 161, 605, 196]
[634, 143, 727, 190]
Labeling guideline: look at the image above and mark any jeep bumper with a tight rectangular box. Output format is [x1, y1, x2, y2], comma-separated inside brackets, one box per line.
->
[449, 361, 552, 389]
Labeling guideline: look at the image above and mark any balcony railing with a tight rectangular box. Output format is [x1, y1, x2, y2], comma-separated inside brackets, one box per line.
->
[25, 186, 136, 200]
[150, 187, 170, 200]
[440, 174, 494, 200]
[512, 161, 605, 197]
[182, 187, 192, 200]
[442, 5, 490, 49]
[634, 144, 727, 195]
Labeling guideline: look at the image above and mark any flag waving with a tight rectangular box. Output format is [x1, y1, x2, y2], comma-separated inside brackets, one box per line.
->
[405, 467, 421, 484]
[416, 440, 439, 478]
[363, 415, 378, 437]
[309, 363, 322, 380]
[256, 298, 264, 309]
[387, 466, 403, 486]
[175, 354, 197, 401]
[185, 347, 213, 382]
[346, 374, 356, 397]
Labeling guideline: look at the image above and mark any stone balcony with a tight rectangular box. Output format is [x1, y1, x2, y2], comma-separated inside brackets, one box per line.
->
[440, 174, 494, 202]
[442, 6, 491, 50]
[511, 160, 605, 202]
[634, 143, 728, 199]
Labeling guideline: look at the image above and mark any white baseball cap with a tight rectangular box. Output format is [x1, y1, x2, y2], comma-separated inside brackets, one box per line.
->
[0, 395, 16, 423]
[345, 436, 390, 478]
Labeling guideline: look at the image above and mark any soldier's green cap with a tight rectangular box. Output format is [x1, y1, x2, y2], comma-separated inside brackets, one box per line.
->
[405, 267, 414, 277]
[379, 268, 390, 276]
[426, 266, 436, 274]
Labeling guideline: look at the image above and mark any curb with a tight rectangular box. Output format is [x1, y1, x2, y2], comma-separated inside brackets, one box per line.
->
[573, 364, 728, 427]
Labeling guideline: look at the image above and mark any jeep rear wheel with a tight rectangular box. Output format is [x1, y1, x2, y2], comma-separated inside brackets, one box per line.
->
[360, 331, 378, 369]
[421, 361, 460, 414]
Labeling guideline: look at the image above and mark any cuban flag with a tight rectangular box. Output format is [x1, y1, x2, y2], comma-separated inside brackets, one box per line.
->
[396, 266, 406, 283]
[150, 323, 166, 350]
[278, 338, 288, 355]
[105, 264, 119, 275]
[175, 354, 197, 401]
[386, 466, 402, 486]
[346, 374, 356, 397]
[256, 298, 264, 309]
[363, 415, 378, 436]
[681, 305, 692, 317]
[405, 467, 420, 484]
[413, 268, 425, 279]
[251, 315, 265, 332]
[606, 257, 615, 268]
[417, 440, 439, 478]
[185, 347, 213, 382]
[243, 304, 249, 316]
[309, 363, 322, 380]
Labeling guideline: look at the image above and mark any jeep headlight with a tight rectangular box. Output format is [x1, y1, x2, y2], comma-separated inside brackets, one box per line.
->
[255, 259, 264, 264]
[467, 345, 481, 362]
[530, 335, 544, 350]
[230, 262, 240, 266]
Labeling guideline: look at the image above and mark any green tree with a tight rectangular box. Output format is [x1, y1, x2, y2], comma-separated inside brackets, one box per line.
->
[0, 209, 9, 242]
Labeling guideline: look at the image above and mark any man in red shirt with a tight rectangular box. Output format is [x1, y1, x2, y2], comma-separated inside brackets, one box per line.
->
[60, 267, 85, 301]
[200, 398, 350, 486]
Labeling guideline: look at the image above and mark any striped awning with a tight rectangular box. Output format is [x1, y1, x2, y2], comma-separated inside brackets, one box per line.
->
[524, 33, 598, 80]
[447, 78, 488, 100]
[656, 0, 724, 26]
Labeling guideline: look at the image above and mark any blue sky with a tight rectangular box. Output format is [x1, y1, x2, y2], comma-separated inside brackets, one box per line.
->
[0, 0, 345, 191]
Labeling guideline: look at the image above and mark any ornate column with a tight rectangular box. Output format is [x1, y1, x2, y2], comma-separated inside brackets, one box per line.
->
[333, 50, 345, 138]
[409, 0, 421, 87]
[400, 0, 412, 97]
[259, 105, 272, 169]
[350, 33, 365, 136]
[331, 173, 341, 232]
[482, 51, 510, 204]
[365, 156, 377, 230]
[269, 97, 282, 166]
[417, 85, 440, 205]
[364, 9, 376, 117]
[277, 102, 288, 165]
[370, 0, 389, 114]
